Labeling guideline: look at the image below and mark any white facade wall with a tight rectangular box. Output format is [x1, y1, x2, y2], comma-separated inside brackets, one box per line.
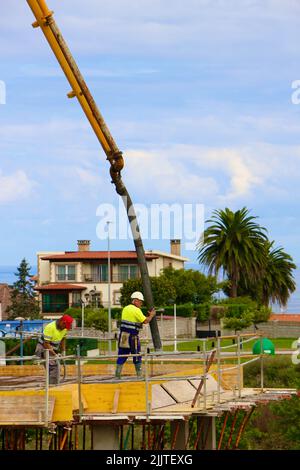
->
[37, 250, 188, 309]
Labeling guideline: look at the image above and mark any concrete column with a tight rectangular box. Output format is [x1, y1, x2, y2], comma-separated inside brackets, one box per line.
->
[200, 416, 216, 450]
[93, 424, 120, 450]
[170, 420, 189, 450]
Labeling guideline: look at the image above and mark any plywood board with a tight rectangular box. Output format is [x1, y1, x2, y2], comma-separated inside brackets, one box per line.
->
[151, 384, 177, 409]
[82, 383, 148, 413]
[0, 395, 55, 424]
[57, 383, 88, 410]
[0, 390, 73, 422]
[161, 380, 197, 403]
[189, 374, 223, 394]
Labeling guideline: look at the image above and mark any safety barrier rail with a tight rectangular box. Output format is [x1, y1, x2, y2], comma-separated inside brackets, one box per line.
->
[0, 333, 268, 425]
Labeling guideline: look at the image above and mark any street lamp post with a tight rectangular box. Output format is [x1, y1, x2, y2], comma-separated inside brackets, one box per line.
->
[81, 299, 85, 337]
[107, 221, 112, 354]
[174, 303, 177, 352]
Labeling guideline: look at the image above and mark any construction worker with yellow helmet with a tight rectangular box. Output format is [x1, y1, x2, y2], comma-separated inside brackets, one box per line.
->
[115, 291, 156, 379]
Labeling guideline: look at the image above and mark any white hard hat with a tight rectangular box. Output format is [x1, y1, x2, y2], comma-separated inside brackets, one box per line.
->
[131, 291, 144, 301]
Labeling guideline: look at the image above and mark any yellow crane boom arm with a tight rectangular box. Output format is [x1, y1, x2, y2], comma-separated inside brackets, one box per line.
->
[27, 0, 124, 176]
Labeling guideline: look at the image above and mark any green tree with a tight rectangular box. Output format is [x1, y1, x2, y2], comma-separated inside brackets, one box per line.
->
[218, 296, 271, 330]
[197, 207, 268, 297]
[85, 308, 108, 333]
[161, 267, 219, 304]
[120, 277, 176, 307]
[7, 258, 40, 319]
[236, 242, 296, 308]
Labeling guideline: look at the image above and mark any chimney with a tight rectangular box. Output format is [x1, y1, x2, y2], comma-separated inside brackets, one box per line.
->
[77, 240, 91, 252]
[170, 239, 181, 257]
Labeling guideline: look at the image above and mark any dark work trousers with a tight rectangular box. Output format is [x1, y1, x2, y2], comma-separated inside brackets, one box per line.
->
[35, 343, 60, 385]
[117, 330, 141, 365]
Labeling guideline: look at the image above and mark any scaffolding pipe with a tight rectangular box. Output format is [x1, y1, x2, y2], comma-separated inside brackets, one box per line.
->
[44, 349, 49, 427]
[76, 345, 83, 421]
[260, 336, 264, 392]
[237, 333, 242, 398]
[226, 410, 239, 450]
[217, 335, 221, 404]
[233, 407, 255, 449]
[217, 410, 229, 450]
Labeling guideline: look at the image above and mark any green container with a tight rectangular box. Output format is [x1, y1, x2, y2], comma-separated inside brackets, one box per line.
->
[252, 338, 275, 355]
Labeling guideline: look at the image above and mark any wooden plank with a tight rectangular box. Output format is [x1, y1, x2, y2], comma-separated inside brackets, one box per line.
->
[112, 389, 120, 414]
[161, 380, 197, 403]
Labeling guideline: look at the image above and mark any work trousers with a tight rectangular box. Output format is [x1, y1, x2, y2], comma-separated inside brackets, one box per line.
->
[117, 330, 141, 365]
[35, 343, 60, 385]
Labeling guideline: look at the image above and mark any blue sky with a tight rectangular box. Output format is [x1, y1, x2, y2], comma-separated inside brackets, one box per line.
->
[0, 0, 300, 269]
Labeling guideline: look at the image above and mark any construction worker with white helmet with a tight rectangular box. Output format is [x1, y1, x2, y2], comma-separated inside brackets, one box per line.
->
[115, 291, 156, 379]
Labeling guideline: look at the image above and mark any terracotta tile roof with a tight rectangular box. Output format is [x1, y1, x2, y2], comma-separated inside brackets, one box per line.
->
[270, 314, 300, 322]
[35, 283, 87, 291]
[41, 251, 159, 261]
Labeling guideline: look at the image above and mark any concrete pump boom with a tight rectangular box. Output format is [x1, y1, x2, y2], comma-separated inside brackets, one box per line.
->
[26, 0, 162, 350]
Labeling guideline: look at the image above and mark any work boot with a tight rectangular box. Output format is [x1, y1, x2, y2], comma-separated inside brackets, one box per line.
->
[135, 363, 143, 377]
[115, 364, 123, 379]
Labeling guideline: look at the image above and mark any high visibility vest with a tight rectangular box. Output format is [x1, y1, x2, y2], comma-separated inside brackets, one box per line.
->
[38, 320, 67, 351]
[120, 304, 146, 334]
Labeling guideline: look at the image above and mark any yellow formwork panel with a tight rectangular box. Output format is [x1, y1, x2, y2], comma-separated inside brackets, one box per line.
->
[58, 384, 88, 410]
[82, 383, 149, 413]
[0, 365, 44, 376]
[0, 390, 73, 422]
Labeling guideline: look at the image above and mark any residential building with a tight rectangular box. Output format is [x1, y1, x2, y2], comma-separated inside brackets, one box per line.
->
[35, 240, 188, 318]
[0, 284, 11, 321]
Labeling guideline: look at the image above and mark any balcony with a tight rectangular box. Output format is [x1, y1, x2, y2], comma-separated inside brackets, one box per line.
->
[83, 274, 107, 282]
[112, 273, 140, 282]
[55, 275, 76, 282]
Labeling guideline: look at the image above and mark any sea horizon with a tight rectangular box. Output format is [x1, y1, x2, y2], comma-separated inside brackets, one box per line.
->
[1, 264, 299, 314]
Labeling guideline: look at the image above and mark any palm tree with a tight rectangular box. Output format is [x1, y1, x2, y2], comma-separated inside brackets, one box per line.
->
[260, 242, 296, 307]
[197, 207, 268, 297]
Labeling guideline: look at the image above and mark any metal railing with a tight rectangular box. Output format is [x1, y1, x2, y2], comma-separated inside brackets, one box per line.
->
[0, 333, 267, 426]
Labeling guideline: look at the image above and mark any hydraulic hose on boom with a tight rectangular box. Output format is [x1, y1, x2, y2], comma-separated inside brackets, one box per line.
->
[26, 0, 162, 350]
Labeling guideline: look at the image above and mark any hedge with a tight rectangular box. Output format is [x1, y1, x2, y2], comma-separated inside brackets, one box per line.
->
[194, 303, 211, 322]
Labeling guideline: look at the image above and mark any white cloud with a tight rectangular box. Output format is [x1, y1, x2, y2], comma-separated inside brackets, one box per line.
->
[0, 169, 34, 204]
[75, 167, 102, 186]
[122, 143, 300, 204]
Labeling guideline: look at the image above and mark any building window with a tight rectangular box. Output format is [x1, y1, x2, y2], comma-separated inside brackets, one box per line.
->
[72, 291, 81, 307]
[91, 264, 108, 282]
[113, 291, 121, 305]
[56, 265, 76, 281]
[118, 265, 138, 282]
